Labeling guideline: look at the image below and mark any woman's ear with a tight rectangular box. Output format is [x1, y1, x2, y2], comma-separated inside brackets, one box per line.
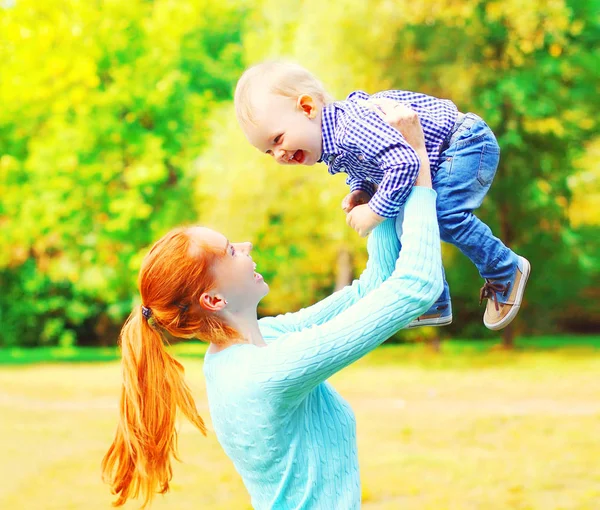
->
[297, 94, 318, 119]
[199, 292, 228, 312]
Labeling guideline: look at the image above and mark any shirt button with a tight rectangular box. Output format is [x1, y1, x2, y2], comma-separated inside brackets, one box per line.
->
[358, 155, 364, 161]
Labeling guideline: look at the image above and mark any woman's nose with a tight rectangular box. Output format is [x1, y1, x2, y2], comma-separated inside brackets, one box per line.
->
[241, 242, 253, 255]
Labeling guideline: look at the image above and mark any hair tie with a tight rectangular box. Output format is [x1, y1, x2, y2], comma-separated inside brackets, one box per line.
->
[141, 305, 153, 320]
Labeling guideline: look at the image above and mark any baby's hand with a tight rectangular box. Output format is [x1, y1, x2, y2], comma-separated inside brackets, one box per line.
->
[341, 190, 371, 213]
[346, 204, 385, 237]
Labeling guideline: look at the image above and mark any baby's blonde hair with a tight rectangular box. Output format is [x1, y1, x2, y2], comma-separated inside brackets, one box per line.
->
[234, 60, 332, 129]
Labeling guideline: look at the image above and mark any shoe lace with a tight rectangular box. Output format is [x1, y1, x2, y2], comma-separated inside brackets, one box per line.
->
[479, 281, 508, 311]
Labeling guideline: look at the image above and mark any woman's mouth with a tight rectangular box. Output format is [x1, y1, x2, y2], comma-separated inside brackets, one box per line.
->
[254, 271, 263, 282]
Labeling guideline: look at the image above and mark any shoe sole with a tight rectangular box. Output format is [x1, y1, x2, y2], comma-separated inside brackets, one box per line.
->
[484, 257, 531, 331]
[407, 314, 453, 329]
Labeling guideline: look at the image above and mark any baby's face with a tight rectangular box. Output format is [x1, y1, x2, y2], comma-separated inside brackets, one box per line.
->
[244, 91, 323, 166]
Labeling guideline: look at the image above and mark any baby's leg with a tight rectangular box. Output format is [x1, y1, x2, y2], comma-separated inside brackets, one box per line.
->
[434, 118, 517, 281]
[434, 115, 529, 330]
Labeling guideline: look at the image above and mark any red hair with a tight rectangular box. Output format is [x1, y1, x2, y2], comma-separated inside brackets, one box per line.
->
[102, 227, 238, 507]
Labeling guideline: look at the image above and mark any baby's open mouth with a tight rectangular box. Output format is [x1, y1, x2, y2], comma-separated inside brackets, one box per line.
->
[291, 150, 305, 163]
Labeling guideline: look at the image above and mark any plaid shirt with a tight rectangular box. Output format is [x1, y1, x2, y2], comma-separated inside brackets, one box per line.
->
[320, 90, 458, 217]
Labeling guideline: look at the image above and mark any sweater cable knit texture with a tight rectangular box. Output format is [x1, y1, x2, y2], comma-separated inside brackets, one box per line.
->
[203, 187, 442, 509]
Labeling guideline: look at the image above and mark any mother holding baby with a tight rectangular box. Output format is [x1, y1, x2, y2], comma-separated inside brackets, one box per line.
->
[102, 100, 441, 509]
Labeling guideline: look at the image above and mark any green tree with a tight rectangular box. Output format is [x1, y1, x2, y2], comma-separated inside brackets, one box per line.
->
[210, 0, 599, 345]
[1, 0, 597, 347]
[378, 0, 600, 345]
[0, 0, 245, 346]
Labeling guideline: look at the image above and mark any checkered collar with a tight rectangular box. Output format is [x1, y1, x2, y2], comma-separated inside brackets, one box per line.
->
[320, 103, 340, 165]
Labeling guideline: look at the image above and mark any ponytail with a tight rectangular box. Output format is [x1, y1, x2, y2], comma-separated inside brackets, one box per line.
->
[102, 309, 206, 507]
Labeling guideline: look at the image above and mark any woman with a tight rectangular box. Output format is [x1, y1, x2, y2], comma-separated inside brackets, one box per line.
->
[102, 104, 442, 509]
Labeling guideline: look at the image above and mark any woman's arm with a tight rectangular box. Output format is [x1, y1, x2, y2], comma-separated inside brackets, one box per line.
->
[259, 104, 430, 337]
[258, 218, 399, 336]
[250, 185, 442, 404]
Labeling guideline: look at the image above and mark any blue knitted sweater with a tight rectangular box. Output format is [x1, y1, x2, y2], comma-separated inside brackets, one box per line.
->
[203, 187, 442, 509]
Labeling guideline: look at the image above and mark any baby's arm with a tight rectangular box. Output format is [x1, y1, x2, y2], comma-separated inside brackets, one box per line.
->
[344, 107, 422, 220]
[344, 104, 428, 237]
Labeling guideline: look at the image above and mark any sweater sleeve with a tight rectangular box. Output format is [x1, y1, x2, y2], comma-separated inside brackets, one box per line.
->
[249, 187, 442, 403]
[258, 217, 400, 337]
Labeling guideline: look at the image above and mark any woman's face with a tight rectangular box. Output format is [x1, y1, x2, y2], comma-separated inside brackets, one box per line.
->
[189, 227, 269, 311]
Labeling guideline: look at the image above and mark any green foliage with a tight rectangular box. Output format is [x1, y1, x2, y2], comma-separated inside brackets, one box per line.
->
[0, 0, 598, 346]
[1, 335, 598, 366]
[376, 0, 600, 336]
[0, 0, 246, 346]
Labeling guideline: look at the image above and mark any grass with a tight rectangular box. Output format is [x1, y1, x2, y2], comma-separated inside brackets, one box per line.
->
[0, 341, 209, 365]
[1, 335, 598, 365]
[0, 340, 599, 509]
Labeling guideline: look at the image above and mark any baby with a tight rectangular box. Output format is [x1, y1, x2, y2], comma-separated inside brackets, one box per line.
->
[234, 61, 530, 331]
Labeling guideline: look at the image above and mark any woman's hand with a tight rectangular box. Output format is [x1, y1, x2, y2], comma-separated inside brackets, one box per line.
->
[369, 98, 432, 188]
[369, 98, 426, 151]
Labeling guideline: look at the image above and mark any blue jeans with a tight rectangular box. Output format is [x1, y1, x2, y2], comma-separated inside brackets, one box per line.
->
[395, 113, 518, 306]
[435, 113, 518, 285]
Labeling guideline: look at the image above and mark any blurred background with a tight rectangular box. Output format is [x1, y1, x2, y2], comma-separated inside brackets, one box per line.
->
[0, 0, 599, 509]
[0, 0, 598, 349]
